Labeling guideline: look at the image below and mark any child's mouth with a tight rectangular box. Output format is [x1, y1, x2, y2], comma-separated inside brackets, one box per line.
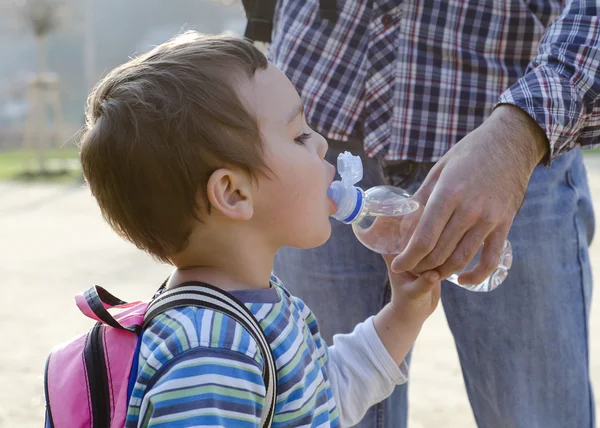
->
[328, 196, 338, 215]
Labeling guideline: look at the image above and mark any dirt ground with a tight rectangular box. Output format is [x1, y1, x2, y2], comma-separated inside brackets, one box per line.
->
[2, 157, 600, 428]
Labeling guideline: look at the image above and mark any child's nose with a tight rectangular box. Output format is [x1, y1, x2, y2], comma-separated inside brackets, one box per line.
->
[316, 133, 328, 158]
[326, 160, 336, 182]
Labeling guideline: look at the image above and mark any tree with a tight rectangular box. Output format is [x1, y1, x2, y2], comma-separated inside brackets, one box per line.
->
[16, 0, 66, 175]
[22, 0, 62, 74]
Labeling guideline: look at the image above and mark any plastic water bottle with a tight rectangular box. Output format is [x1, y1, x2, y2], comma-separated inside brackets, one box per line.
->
[327, 152, 513, 292]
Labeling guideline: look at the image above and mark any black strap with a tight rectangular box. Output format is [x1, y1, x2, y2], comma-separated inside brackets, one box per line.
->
[243, 0, 338, 42]
[84, 286, 140, 334]
[243, 0, 278, 43]
[144, 282, 277, 428]
[319, 0, 338, 22]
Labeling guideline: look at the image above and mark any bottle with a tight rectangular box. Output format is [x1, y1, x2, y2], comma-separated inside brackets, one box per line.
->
[327, 152, 513, 292]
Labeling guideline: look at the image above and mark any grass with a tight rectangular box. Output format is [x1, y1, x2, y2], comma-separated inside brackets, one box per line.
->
[583, 147, 600, 156]
[1, 145, 598, 184]
[0, 147, 82, 183]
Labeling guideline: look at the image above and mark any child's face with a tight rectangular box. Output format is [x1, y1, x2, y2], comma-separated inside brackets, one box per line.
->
[239, 63, 337, 249]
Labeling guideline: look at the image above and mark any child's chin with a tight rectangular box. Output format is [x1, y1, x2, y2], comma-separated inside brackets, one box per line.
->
[292, 226, 332, 250]
[316, 226, 332, 247]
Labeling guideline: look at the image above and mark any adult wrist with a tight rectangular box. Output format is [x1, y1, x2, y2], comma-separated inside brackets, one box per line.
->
[491, 104, 549, 168]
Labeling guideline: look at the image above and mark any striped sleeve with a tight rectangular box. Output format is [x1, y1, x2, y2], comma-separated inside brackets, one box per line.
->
[497, 0, 600, 163]
[137, 347, 266, 427]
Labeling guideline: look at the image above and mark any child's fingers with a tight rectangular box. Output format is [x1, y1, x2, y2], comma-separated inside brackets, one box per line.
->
[424, 271, 440, 283]
[411, 270, 439, 288]
[403, 270, 440, 296]
[384, 254, 440, 284]
[382, 253, 397, 267]
[388, 269, 420, 283]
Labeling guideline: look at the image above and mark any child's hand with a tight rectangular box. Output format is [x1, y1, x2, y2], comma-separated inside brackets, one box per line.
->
[373, 255, 441, 366]
[382, 254, 441, 324]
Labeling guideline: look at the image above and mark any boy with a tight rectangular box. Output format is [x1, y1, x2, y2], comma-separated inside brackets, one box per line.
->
[79, 32, 440, 427]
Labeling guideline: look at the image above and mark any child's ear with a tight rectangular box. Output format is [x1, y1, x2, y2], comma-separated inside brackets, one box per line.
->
[206, 169, 254, 221]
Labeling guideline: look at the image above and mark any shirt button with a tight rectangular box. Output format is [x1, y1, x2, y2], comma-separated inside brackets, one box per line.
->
[381, 14, 393, 27]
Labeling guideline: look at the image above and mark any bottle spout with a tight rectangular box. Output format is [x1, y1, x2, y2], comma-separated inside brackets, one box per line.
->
[337, 151, 363, 186]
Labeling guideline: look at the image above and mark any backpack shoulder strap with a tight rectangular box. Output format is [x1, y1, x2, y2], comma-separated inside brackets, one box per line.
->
[143, 283, 277, 428]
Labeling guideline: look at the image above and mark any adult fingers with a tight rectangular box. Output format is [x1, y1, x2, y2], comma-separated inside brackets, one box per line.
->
[457, 227, 509, 286]
[391, 186, 455, 273]
[410, 207, 484, 274]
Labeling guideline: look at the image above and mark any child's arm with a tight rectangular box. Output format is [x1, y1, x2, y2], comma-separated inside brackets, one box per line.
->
[136, 347, 266, 427]
[326, 260, 440, 426]
[372, 266, 440, 365]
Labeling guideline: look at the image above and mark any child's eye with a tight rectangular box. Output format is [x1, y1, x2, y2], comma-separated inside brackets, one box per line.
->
[294, 132, 312, 145]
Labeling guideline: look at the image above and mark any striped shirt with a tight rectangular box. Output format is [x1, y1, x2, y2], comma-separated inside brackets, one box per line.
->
[269, 0, 600, 163]
[126, 277, 407, 427]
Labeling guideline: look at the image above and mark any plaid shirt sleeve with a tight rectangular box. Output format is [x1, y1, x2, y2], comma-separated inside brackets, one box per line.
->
[497, 0, 600, 163]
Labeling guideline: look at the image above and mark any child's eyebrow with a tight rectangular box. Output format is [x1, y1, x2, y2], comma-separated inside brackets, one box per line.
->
[286, 103, 305, 124]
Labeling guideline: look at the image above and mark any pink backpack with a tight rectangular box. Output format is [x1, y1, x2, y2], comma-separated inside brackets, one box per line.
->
[43, 282, 276, 428]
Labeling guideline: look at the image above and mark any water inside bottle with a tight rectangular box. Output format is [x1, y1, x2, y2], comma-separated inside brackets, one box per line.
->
[331, 152, 513, 292]
[447, 240, 513, 292]
[353, 212, 421, 255]
[352, 203, 513, 292]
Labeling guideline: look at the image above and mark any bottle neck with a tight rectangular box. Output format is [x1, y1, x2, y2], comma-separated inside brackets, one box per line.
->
[331, 186, 365, 224]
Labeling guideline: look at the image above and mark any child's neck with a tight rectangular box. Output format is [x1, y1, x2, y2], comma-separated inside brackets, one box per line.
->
[170, 234, 276, 292]
[167, 265, 273, 292]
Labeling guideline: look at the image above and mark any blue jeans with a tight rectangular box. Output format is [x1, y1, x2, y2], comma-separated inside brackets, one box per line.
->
[274, 143, 595, 428]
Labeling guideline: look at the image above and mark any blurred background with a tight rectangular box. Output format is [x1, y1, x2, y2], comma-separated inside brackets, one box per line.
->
[0, 0, 247, 180]
[0, 1, 598, 427]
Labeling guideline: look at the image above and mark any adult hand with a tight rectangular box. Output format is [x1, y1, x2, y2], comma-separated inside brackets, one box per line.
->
[391, 105, 548, 285]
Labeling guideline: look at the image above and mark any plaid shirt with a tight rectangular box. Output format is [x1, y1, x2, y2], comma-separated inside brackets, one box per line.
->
[269, 0, 600, 162]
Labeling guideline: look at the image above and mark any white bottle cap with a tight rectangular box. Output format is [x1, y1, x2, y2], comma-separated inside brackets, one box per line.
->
[337, 151, 363, 186]
[328, 152, 364, 223]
